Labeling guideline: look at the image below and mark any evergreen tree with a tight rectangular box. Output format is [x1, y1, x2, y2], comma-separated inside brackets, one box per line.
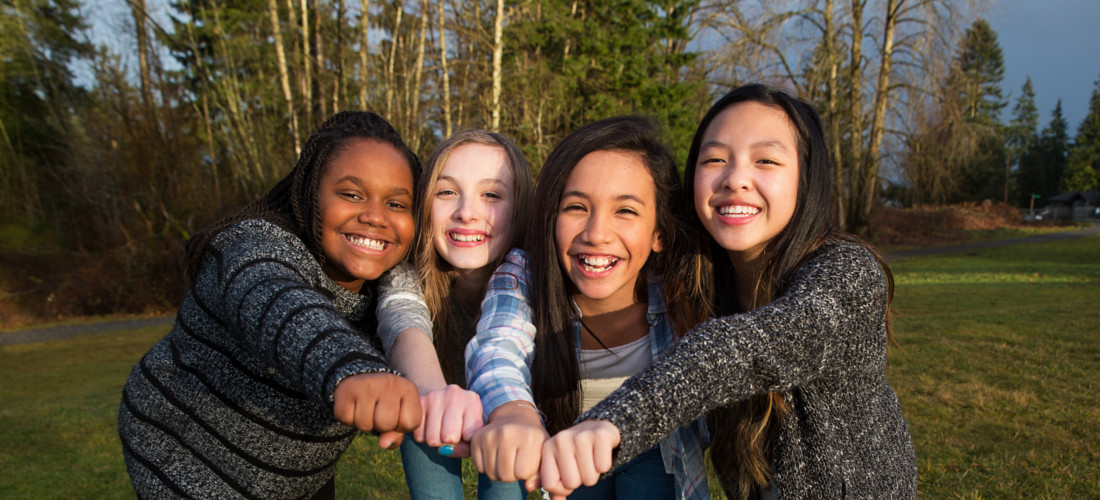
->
[1063, 76, 1100, 191]
[1008, 77, 1041, 205]
[0, 0, 93, 226]
[1039, 100, 1070, 194]
[505, 0, 703, 168]
[950, 18, 1007, 202]
[956, 19, 1006, 124]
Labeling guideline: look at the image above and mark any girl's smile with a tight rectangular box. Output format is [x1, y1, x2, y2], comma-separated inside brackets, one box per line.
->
[694, 101, 800, 264]
[319, 139, 415, 293]
[431, 143, 515, 272]
[556, 150, 662, 316]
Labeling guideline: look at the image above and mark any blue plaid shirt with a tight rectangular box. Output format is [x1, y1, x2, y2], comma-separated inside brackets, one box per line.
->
[466, 249, 710, 500]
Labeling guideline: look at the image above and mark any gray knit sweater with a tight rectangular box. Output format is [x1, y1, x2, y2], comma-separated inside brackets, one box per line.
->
[118, 219, 431, 499]
[581, 239, 917, 499]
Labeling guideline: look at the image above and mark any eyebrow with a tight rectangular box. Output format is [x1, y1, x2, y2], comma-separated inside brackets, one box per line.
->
[437, 175, 509, 188]
[561, 190, 648, 205]
[334, 175, 412, 196]
[699, 139, 791, 153]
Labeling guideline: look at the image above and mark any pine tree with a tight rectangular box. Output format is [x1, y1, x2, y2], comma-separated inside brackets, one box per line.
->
[1009, 77, 1041, 205]
[1063, 76, 1100, 191]
[1039, 100, 1070, 194]
[956, 19, 1006, 124]
[505, 0, 703, 168]
[949, 18, 1008, 202]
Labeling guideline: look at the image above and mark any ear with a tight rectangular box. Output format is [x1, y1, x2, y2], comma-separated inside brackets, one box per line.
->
[651, 230, 664, 253]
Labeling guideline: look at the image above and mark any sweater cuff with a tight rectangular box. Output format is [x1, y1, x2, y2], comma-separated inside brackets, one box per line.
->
[324, 353, 403, 404]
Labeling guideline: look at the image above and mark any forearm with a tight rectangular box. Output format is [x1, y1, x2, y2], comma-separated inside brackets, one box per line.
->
[388, 327, 447, 393]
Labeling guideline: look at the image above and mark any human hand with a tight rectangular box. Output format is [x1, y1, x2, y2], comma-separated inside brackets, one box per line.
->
[332, 373, 422, 450]
[470, 401, 549, 489]
[413, 384, 483, 458]
[538, 420, 621, 500]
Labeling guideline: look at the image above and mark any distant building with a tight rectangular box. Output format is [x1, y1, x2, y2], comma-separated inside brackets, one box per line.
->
[1047, 191, 1100, 220]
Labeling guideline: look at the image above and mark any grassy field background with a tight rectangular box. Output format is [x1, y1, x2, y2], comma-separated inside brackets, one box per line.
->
[1, 233, 1097, 498]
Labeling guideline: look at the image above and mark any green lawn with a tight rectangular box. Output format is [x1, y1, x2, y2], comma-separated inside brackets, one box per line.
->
[1, 235, 1097, 499]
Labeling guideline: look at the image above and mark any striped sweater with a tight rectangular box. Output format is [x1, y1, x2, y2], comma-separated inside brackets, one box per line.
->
[118, 219, 430, 499]
[581, 239, 918, 499]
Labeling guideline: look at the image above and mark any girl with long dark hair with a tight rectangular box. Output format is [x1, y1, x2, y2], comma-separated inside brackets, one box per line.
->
[466, 116, 711, 499]
[538, 84, 917, 500]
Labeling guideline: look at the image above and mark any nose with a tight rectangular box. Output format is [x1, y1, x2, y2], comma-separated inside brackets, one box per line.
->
[720, 160, 751, 192]
[580, 210, 613, 246]
[453, 194, 479, 223]
[358, 200, 388, 227]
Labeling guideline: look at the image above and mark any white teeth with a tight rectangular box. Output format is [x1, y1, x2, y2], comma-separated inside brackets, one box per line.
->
[579, 255, 617, 272]
[719, 205, 760, 217]
[450, 232, 485, 242]
[346, 234, 385, 250]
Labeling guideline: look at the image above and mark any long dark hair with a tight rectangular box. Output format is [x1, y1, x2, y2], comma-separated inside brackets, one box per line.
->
[528, 115, 708, 434]
[184, 111, 420, 281]
[686, 84, 894, 498]
[413, 129, 533, 384]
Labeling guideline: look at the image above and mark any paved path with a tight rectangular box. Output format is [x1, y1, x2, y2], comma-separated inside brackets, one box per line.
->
[0, 315, 175, 347]
[3, 223, 1096, 346]
[883, 222, 1100, 261]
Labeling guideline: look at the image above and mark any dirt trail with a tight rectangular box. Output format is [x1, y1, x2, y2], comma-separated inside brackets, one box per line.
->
[3, 223, 1096, 346]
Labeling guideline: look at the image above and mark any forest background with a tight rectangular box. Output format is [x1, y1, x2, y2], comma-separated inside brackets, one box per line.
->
[2, 0, 1100, 325]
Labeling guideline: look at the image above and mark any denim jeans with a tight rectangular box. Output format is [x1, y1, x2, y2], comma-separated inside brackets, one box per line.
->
[400, 436, 527, 500]
[565, 446, 674, 500]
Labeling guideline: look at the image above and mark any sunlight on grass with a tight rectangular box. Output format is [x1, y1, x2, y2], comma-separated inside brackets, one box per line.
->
[888, 235, 1100, 499]
[896, 271, 1096, 284]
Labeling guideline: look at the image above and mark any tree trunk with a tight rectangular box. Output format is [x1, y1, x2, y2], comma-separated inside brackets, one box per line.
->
[863, 0, 902, 222]
[490, 0, 504, 131]
[334, 0, 345, 113]
[410, 0, 429, 150]
[359, 0, 370, 109]
[311, 0, 326, 119]
[822, 0, 846, 230]
[129, 0, 155, 120]
[846, 0, 866, 231]
[438, 0, 452, 137]
[268, 0, 301, 155]
[300, 0, 313, 127]
[386, 2, 404, 119]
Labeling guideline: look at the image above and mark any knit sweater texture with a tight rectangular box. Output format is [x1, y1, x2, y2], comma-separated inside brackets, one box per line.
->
[581, 239, 917, 499]
[118, 219, 430, 499]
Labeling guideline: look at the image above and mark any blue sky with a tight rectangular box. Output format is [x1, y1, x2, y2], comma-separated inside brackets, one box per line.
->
[989, 0, 1100, 132]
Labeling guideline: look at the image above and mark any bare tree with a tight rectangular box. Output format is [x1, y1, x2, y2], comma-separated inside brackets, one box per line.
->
[490, 0, 504, 131]
[268, 0, 302, 155]
[359, 0, 371, 109]
[438, 0, 452, 136]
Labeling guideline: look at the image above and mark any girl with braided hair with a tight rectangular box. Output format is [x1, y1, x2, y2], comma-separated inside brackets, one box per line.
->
[119, 111, 428, 499]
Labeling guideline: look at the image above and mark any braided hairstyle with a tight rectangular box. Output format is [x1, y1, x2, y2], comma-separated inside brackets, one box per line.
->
[184, 111, 421, 281]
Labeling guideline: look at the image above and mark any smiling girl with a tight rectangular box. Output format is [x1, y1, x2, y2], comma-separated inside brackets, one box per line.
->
[466, 116, 711, 500]
[538, 85, 917, 500]
[387, 130, 533, 500]
[118, 112, 427, 499]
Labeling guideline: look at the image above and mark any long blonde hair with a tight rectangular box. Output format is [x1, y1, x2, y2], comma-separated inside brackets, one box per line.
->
[412, 129, 534, 383]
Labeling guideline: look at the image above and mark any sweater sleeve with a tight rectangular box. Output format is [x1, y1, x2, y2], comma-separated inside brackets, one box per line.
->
[465, 249, 539, 420]
[581, 241, 889, 466]
[207, 220, 398, 406]
[375, 262, 434, 356]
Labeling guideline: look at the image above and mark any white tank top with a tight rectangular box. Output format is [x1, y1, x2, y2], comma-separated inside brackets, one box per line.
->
[578, 335, 651, 412]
